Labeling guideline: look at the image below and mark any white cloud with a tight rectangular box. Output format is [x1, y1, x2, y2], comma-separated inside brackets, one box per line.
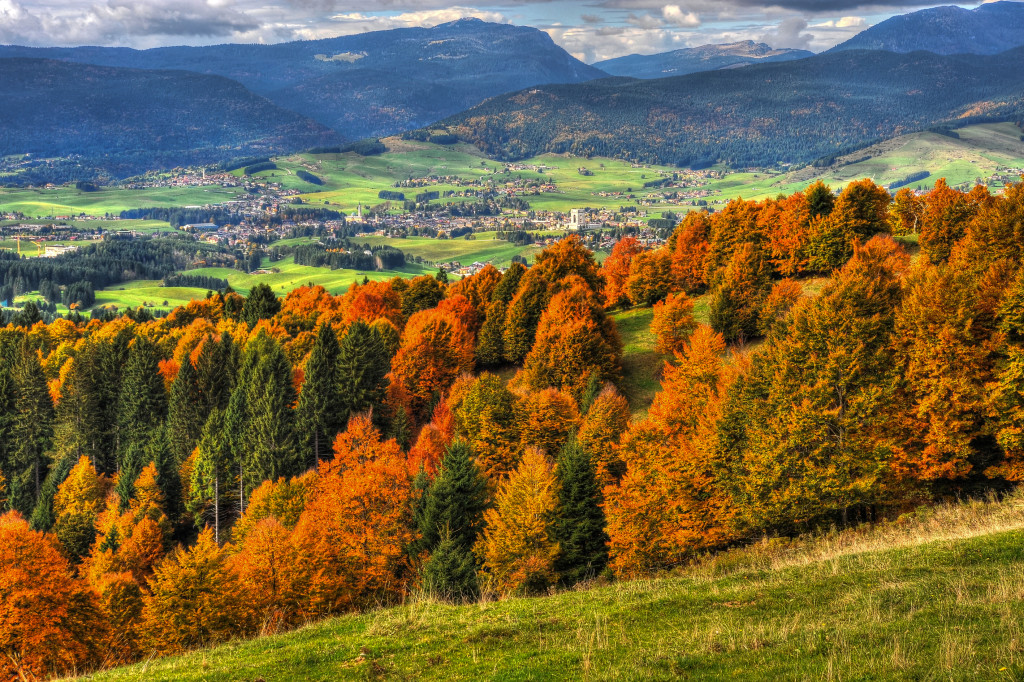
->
[662, 4, 700, 27]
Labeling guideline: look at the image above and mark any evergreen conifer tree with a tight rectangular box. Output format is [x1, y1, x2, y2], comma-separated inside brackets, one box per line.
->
[237, 333, 298, 496]
[10, 346, 55, 513]
[295, 323, 343, 467]
[337, 320, 389, 421]
[241, 283, 281, 327]
[475, 300, 507, 367]
[553, 436, 609, 585]
[167, 355, 203, 468]
[191, 409, 230, 542]
[115, 337, 167, 509]
[416, 441, 489, 601]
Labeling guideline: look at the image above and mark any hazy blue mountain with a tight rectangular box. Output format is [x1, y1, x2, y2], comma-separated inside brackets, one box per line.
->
[829, 2, 1024, 55]
[0, 20, 606, 139]
[594, 41, 812, 79]
[433, 47, 1024, 168]
[0, 59, 338, 178]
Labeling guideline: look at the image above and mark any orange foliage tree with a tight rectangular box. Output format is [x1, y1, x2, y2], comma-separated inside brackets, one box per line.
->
[0, 511, 104, 681]
[604, 326, 738, 577]
[288, 416, 416, 617]
[388, 307, 475, 424]
[651, 292, 697, 355]
[522, 276, 622, 396]
[601, 237, 644, 308]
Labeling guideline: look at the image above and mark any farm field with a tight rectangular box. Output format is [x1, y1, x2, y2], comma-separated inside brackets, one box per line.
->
[356, 235, 543, 268]
[83, 492, 1024, 682]
[0, 185, 245, 218]
[2, 124, 1021, 223]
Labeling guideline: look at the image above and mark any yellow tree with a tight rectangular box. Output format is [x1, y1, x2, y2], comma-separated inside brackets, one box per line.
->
[53, 455, 110, 561]
[478, 447, 560, 595]
[142, 527, 248, 654]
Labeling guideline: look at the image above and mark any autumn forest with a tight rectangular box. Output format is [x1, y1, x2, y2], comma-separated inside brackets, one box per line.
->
[3, 177, 1024, 680]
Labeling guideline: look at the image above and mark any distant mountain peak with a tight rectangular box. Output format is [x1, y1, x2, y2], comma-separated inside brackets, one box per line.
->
[829, 1, 1024, 55]
[594, 41, 812, 79]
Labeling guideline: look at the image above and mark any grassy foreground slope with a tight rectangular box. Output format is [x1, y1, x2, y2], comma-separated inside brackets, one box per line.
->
[85, 494, 1024, 681]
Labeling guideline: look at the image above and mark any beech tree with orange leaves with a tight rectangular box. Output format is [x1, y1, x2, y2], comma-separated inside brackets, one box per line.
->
[601, 237, 644, 308]
[522, 276, 621, 396]
[604, 326, 738, 576]
[578, 385, 631, 488]
[651, 292, 697, 355]
[389, 308, 474, 424]
[289, 416, 416, 617]
[1, 511, 105, 681]
[668, 211, 711, 293]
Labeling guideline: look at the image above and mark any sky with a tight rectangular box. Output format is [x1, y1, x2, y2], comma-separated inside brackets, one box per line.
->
[0, 0, 1009, 62]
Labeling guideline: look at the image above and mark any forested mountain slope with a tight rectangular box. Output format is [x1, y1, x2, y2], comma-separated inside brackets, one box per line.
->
[434, 47, 1024, 167]
[829, 1, 1024, 56]
[0, 59, 338, 176]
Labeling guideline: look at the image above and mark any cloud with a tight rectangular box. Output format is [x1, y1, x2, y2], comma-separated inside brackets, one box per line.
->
[662, 4, 700, 27]
[0, 0, 260, 46]
[598, 0, 937, 15]
[760, 16, 812, 50]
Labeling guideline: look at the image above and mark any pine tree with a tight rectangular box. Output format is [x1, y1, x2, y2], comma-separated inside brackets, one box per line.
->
[239, 334, 298, 495]
[0, 353, 16, 511]
[190, 409, 230, 543]
[295, 323, 343, 467]
[194, 332, 236, 412]
[167, 353, 204, 467]
[95, 325, 133, 472]
[28, 454, 74, 532]
[10, 346, 54, 514]
[337, 319, 389, 423]
[241, 283, 281, 327]
[553, 436, 609, 585]
[421, 529, 481, 603]
[115, 337, 167, 508]
[417, 441, 488, 553]
[475, 300, 508, 367]
[416, 441, 489, 602]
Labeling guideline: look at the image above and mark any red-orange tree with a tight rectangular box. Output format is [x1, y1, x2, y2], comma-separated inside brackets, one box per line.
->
[289, 416, 417, 617]
[1, 511, 105, 680]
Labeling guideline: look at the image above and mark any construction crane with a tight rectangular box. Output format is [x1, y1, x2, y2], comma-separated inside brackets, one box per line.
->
[16, 237, 44, 257]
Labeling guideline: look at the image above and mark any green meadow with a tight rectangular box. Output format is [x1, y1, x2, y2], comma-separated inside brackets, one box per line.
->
[81, 492, 1024, 682]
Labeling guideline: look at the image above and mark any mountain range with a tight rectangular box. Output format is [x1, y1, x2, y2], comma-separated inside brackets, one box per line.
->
[830, 1, 1024, 55]
[594, 42, 812, 79]
[0, 19, 604, 141]
[433, 47, 1024, 168]
[3, 3, 1024, 180]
